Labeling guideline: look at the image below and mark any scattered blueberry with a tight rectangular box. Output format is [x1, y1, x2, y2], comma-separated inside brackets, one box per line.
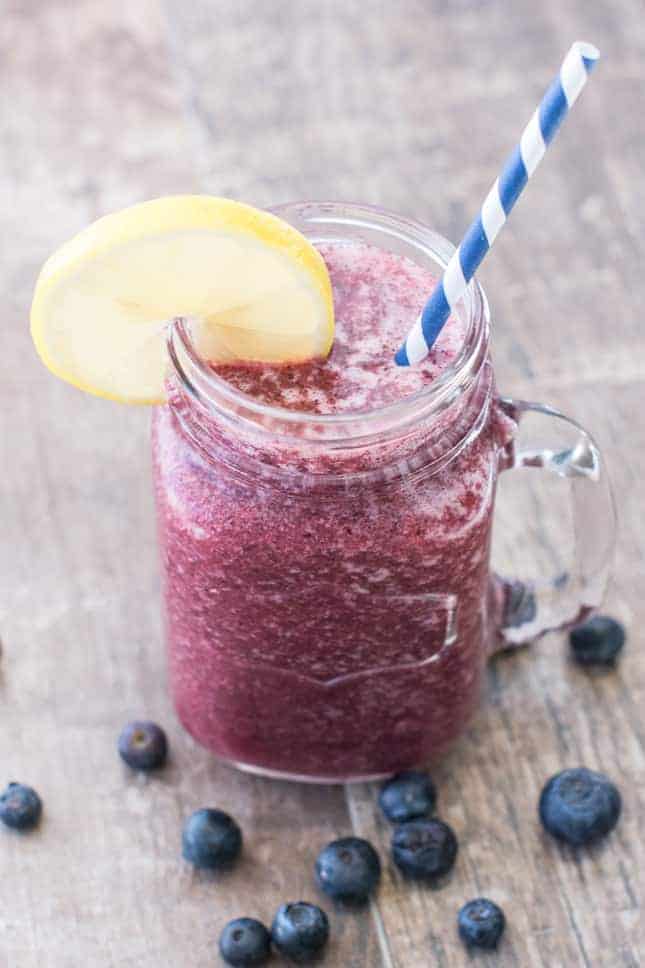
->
[539, 767, 621, 846]
[271, 902, 329, 963]
[0, 783, 42, 830]
[458, 898, 506, 950]
[315, 836, 381, 904]
[118, 720, 168, 771]
[182, 808, 242, 870]
[570, 616, 625, 666]
[391, 818, 458, 881]
[219, 917, 271, 966]
[379, 771, 437, 823]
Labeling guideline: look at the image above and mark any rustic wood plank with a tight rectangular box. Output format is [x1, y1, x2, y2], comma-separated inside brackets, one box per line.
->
[1, 0, 644, 966]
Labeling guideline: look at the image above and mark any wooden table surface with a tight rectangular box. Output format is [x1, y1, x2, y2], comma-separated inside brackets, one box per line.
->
[2, 2, 644, 965]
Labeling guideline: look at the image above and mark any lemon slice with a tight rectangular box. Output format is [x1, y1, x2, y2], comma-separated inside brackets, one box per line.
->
[30, 196, 334, 404]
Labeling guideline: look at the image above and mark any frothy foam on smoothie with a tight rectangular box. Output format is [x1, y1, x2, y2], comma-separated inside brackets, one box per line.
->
[212, 241, 467, 414]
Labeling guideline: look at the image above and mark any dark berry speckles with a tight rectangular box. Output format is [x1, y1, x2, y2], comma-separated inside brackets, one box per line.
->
[0, 783, 42, 830]
[539, 767, 621, 846]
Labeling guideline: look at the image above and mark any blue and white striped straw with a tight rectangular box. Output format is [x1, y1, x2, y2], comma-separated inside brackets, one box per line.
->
[395, 41, 600, 366]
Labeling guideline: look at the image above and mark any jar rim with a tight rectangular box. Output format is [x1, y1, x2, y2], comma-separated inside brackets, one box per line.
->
[167, 201, 490, 448]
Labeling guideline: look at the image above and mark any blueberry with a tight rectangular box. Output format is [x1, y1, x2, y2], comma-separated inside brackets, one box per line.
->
[391, 818, 458, 881]
[219, 917, 271, 966]
[182, 808, 242, 870]
[118, 720, 168, 771]
[0, 783, 42, 830]
[539, 767, 621, 846]
[458, 898, 506, 949]
[570, 616, 625, 666]
[379, 771, 437, 823]
[315, 836, 381, 904]
[271, 902, 329, 962]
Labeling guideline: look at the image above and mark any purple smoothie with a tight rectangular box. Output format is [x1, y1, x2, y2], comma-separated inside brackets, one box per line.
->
[213, 241, 466, 414]
[153, 237, 512, 780]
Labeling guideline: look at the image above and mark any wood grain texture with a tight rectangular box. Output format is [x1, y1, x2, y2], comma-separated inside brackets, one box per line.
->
[1, 1, 643, 965]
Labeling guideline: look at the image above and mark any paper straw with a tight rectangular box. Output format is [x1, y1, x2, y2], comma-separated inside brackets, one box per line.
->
[395, 41, 600, 366]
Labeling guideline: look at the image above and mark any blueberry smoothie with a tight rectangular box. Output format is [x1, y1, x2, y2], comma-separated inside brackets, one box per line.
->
[212, 241, 466, 415]
[153, 229, 511, 780]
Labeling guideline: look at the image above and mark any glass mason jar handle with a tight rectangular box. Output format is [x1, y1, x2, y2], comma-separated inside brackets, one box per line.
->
[494, 397, 616, 648]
